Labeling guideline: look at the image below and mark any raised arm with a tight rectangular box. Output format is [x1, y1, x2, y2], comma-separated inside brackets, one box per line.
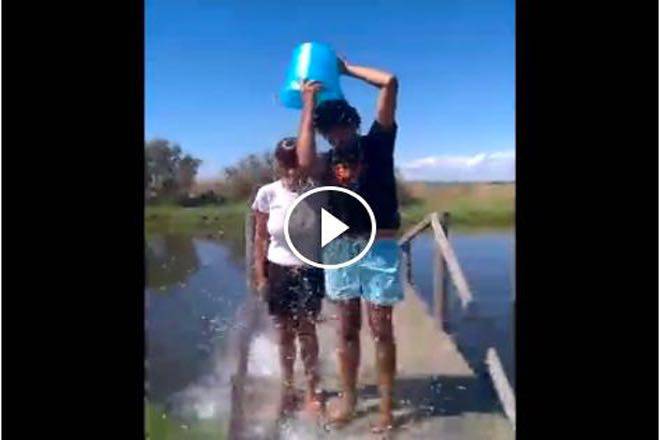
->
[296, 80, 323, 173]
[340, 59, 398, 129]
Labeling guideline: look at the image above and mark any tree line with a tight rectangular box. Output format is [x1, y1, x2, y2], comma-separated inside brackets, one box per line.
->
[145, 138, 416, 206]
[145, 139, 202, 203]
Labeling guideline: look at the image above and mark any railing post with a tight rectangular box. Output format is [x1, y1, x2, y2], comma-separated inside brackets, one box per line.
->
[441, 212, 450, 329]
[433, 212, 450, 330]
[486, 347, 516, 430]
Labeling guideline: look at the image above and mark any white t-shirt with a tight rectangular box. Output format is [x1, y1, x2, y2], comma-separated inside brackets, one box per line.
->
[251, 180, 303, 266]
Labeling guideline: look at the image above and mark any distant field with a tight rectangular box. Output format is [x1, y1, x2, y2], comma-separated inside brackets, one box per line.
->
[147, 181, 515, 234]
[192, 178, 224, 195]
[145, 202, 247, 237]
[402, 181, 515, 227]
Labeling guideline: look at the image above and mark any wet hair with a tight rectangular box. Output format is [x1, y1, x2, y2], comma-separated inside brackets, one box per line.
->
[331, 141, 361, 166]
[313, 99, 361, 135]
[274, 137, 298, 179]
[275, 137, 297, 164]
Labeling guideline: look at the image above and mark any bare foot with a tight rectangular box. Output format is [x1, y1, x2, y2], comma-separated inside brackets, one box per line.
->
[370, 412, 395, 434]
[278, 389, 298, 418]
[325, 393, 357, 427]
[302, 391, 324, 419]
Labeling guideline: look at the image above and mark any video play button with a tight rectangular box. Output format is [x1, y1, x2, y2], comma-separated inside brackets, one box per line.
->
[321, 208, 349, 248]
[284, 186, 376, 269]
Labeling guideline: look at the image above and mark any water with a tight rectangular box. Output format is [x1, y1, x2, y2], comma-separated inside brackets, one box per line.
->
[145, 234, 248, 431]
[145, 228, 515, 436]
[409, 229, 515, 387]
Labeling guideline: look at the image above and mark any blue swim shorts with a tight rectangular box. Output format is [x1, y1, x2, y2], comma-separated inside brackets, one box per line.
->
[322, 237, 404, 306]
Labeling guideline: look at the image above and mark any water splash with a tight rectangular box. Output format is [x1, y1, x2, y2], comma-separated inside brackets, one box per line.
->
[167, 364, 233, 421]
[248, 333, 281, 377]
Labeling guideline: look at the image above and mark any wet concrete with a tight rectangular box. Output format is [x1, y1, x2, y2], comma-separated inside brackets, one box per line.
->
[228, 283, 514, 439]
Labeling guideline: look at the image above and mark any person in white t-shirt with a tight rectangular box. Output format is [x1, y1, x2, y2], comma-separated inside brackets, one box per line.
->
[251, 137, 324, 418]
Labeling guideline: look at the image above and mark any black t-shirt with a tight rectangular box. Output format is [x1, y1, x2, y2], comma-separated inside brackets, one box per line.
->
[320, 120, 400, 233]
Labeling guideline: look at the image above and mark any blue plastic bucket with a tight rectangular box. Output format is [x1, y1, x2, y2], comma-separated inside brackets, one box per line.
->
[279, 42, 344, 109]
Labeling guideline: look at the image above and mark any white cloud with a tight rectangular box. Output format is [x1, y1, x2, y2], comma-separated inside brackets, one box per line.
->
[400, 150, 515, 181]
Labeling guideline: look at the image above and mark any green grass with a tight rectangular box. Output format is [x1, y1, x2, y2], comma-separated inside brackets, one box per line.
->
[145, 182, 514, 237]
[403, 182, 515, 228]
[145, 403, 227, 440]
[400, 199, 514, 228]
[145, 202, 248, 237]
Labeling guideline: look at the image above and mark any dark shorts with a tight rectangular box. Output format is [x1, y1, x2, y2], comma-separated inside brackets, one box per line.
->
[267, 263, 324, 318]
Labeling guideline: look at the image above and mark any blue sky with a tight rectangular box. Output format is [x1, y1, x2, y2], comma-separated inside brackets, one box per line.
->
[146, 0, 514, 181]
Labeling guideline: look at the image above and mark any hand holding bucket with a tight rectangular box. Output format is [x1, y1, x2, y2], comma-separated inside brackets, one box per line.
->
[279, 42, 344, 109]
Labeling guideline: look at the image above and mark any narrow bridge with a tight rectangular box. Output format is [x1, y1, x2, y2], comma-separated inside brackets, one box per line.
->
[224, 212, 515, 439]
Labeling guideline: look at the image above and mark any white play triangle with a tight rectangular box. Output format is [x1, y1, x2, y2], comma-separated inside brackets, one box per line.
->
[321, 208, 349, 248]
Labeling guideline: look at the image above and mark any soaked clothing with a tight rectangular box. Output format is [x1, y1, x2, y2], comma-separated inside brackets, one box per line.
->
[323, 238, 403, 306]
[320, 120, 401, 231]
[326, 185, 373, 237]
[251, 179, 304, 266]
[319, 120, 404, 305]
[266, 262, 324, 317]
[252, 178, 325, 317]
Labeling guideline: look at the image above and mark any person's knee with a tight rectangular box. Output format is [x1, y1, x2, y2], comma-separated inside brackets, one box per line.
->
[280, 332, 295, 346]
[296, 319, 317, 342]
[370, 321, 393, 343]
[335, 298, 362, 343]
[276, 317, 296, 344]
[368, 314, 394, 344]
[373, 326, 394, 345]
[338, 320, 360, 344]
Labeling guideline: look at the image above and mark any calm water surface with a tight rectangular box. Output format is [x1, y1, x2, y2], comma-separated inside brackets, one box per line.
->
[410, 229, 515, 387]
[145, 227, 515, 432]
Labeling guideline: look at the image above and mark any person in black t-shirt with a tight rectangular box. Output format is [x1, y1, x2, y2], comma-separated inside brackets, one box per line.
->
[296, 57, 401, 433]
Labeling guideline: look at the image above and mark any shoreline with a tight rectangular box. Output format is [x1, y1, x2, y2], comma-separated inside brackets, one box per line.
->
[145, 203, 514, 236]
[146, 181, 515, 234]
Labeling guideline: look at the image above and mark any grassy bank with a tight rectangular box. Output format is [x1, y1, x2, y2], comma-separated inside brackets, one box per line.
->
[402, 182, 515, 228]
[145, 403, 227, 440]
[145, 202, 248, 237]
[145, 182, 514, 235]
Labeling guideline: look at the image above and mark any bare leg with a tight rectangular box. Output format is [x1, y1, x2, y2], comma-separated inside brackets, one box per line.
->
[328, 298, 362, 424]
[274, 314, 297, 416]
[296, 314, 322, 415]
[366, 303, 395, 432]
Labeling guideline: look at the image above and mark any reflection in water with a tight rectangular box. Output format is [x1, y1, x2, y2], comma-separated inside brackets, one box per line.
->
[146, 234, 200, 289]
[145, 235, 247, 418]
[145, 229, 515, 438]
[410, 229, 515, 387]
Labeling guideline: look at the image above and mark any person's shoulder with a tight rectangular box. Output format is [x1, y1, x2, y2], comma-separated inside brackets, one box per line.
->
[262, 179, 283, 191]
[361, 120, 397, 158]
[255, 180, 281, 198]
[365, 119, 398, 137]
[252, 180, 279, 212]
